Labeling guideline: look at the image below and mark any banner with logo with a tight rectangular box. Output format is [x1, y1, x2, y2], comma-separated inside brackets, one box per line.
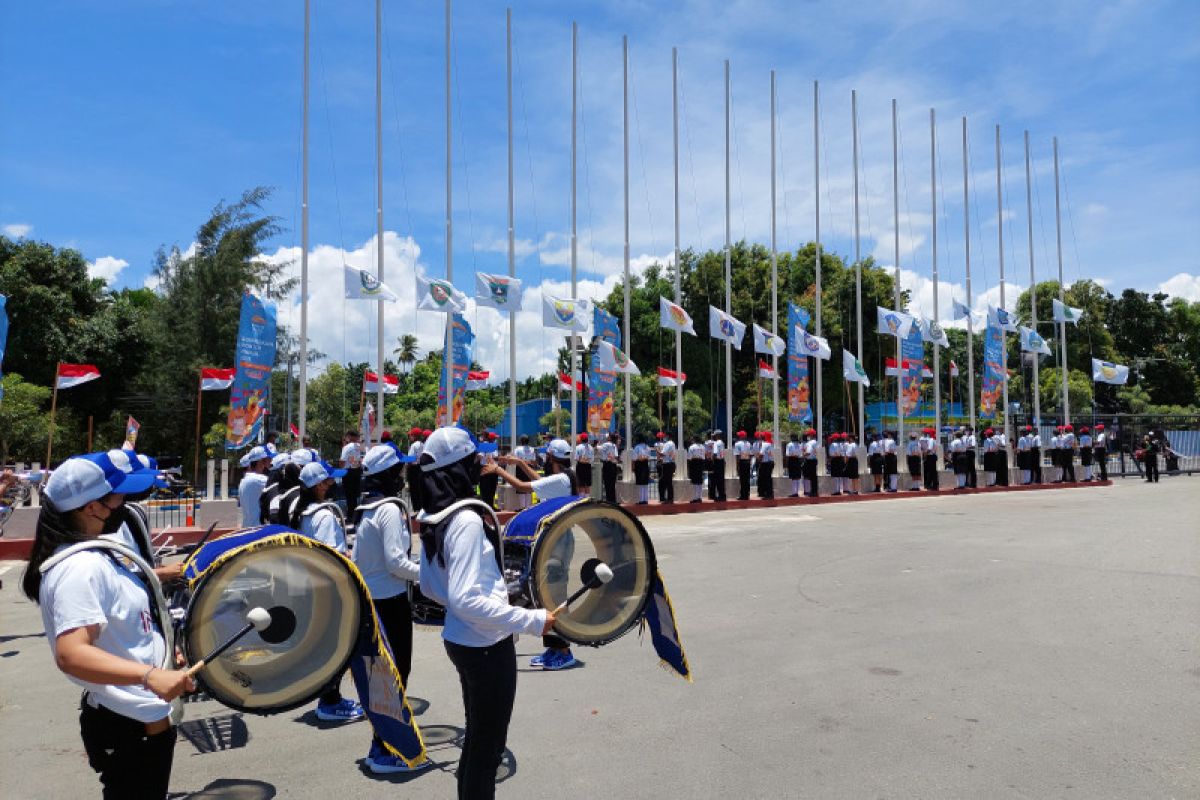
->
[900, 325, 924, 417]
[980, 318, 1004, 419]
[786, 303, 812, 423]
[122, 416, 140, 451]
[225, 292, 277, 449]
[587, 306, 622, 435]
[437, 313, 474, 425]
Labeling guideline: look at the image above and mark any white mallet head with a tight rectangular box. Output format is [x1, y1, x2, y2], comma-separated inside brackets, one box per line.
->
[593, 563, 614, 585]
[246, 606, 272, 631]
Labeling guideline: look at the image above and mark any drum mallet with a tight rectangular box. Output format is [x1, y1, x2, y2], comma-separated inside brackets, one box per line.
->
[552, 558, 614, 615]
[185, 605, 296, 677]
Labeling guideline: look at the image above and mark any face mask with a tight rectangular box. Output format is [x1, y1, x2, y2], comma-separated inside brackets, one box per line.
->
[100, 504, 126, 536]
[467, 457, 482, 487]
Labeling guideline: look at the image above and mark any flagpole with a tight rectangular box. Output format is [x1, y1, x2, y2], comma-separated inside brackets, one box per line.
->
[996, 125, 1010, 442]
[623, 35, 633, 463]
[1053, 136, 1069, 425]
[1024, 130, 1040, 427]
[892, 99, 903, 445]
[931, 108, 942, 440]
[569, 20, 578, 442]
[298, 0, 310, 441]
[507, 9, 518, 451]
[193, 370, 203, 486]
[813, 80, 824, 446]
[443, 0, 455, 426]
[46, 363, 60, 468]
[770, 70, 780, 450]
[724, 60, 733, 444]
[963, 116, 975, 432]
[852, 88, 864, 443]
[374, 0, 386, 442]
[673, 47, 684, 469]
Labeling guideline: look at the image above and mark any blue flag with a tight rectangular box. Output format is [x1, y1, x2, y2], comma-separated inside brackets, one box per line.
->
[786, 303, 812, 423]
[225, 292, 277, 449]
[437, 313, 474, 425]
[641, 571, 693, 682]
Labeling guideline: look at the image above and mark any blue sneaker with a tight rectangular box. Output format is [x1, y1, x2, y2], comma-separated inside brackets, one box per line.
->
[541, 649, 577, 671]
[366, 752, 434, 774]
[316, 698, 364, 722]
[529, 648, 553, 667]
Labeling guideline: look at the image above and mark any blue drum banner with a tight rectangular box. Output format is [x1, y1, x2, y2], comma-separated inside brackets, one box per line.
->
[980, 318, 1004, 419]
[225, 292, 276, 449]
[786, 303, 812, 423]
[587, 306, 621, 435]
[437, 313, 474, 425]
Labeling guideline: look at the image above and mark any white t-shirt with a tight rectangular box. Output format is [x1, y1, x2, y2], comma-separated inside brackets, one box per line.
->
[531, 473, 573, 500]
[712, 441, 726, 459]
[598, 442, 618, 462]
[734, 440, 752, 458]
[786, 441, 803, 458]
[633, 443, 651, 461]
[238, 472, 268, 529]
[408, 440, 425, 459]
[514, 445, 537, 464]
[883, 437, 897, 454]
[341, 442, 364, 469]
[574, 443, 593, 462]
[659, 440, 676, 460]
[687, 443, 705, 459]
[299, 505, 346, 554]
[759, 442, 774, 462]
[803, 440, 818, 459]
[353, 499, 419, 600]
[39, 549, 170, 723]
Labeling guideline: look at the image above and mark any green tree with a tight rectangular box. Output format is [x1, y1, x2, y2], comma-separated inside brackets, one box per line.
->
[0, 374, 51, 463]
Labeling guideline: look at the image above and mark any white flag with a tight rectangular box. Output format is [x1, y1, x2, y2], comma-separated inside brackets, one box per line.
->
[709, 306, 747, 349]
[659, 296, 696, 335]
[594, 340, 640, 375]
[920, 316, 949, 348]
[799, 330, 832, 360]
[952, 299, 972, 320]
[752, 323, 786, 356]
[542, 294, 590, 331]
[988, 304, 1019, 333]
[876, 307, 915, 339]
[475, 272, 524, 310]
[416, 273, 467, 313]
[1019, 325, 1052, 355]
[345, 265, 399, 302]
[842, 349, 871, 387]
[1052, 298, 1084, 324]
[1091, 358, 1129, 385]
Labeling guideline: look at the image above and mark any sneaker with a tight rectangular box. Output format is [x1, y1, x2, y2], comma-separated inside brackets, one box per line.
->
[541, 650, 577, 671]
[317, 698, 364, 722]
[366, 753, 435, 774]
[529, 648, 553, 667]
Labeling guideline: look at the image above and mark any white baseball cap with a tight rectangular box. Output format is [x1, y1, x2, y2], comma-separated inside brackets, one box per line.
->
[299, 461, 347, 488]
[363, 444, 401, 476]
[270, 452, 292, 469]
[420, 426, 477, 472]
[290, 448, 317, 466]
[246, 445, 270, 464]
[44, 452, 158, 511]
[545, 438, 571, 460]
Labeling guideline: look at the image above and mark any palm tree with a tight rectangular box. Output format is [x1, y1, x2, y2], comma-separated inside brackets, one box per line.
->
[393, 334, 420, 381]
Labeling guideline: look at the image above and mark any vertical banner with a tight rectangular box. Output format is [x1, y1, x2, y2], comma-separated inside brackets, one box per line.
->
[980, 318, 1004, 419]
[786, 303, 812, 423]
[123, 416, 140, 450]
[225, 292, 277, 449]
[900, 325, 924, 418]
[587, 306, 622, 435]
[437, 313, 474, 425]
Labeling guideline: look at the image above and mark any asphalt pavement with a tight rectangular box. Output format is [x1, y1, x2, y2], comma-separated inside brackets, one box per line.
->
[1, 477, 1196, 799]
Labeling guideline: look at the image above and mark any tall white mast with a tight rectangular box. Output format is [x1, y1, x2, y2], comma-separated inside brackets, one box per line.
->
[373, 0, 385, 440]
[724, 61, 732, 439]
[813, 81, 823, 444]
[623, 35, 632, 458]
[298, 0, 310, 441]
[673, 48, 683, 464]
[931, 109, 941, 436]
[996, 125, 1010, 441]
[442, 0, 454, 423]
[1054, 137, 1069, 424]
[892, 99, 903, 443]
[570, 21, 578, 441]
[852, 89, 863, 440]
[963, 117, 975, 431]
[507, 8, 517, 449]
[1024, 130, 1039, 427]
[770, 70, 779, 447]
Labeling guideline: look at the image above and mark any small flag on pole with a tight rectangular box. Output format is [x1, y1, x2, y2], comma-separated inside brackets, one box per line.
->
[200, 367, 235, 391]
[1091, 358, 1129, 385]
[55, 363, 101, 389]
[1019, 325, 1052, 356]
[416, 273, 468, 313]
[289, 422, 300, 437]
[558, 372, 584, 392]
[918, 316, 949, 347]
[842, 350, 871, 387]
[988, 304, 1019, 333]
[475, 272, 523, 310]
[465, 370, 490, 390]
[876, 307, 916, 339]
[659, 297, 696, 335]
[752, 323, 786, 356]
[885, 358, 933, 378]
[952, 299, 972, 320]
[1052, 298, 1084, 324]
[594, 340, 640, 375]
[799, 330, 832, 360]
[344, 265, 399, 302]
[363, 371, 400, 394]
[757, 359, 777, 379]
[657, 366, 686, 387]
[950, 359, 960, 377]
[708, 306, 747, 348]
[542, 295, 590, 331]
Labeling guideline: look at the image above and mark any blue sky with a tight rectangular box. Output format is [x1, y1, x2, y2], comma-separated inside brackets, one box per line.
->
[3, 1, 1198, 378]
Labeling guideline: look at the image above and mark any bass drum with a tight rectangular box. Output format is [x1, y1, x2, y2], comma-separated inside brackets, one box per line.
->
[183, 530, 366, 714]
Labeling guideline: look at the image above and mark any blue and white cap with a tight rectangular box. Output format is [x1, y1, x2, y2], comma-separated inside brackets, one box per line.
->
[290, 448, 319, 467]
[299, 460, 347, 488]
[244, 446, 270, 465]
[545, 438, 571, 461]
[270, 452, 292, 470]
[44, 452, 159, 511]
[363, 444, 401, 476]
[421, 426, 477, 472]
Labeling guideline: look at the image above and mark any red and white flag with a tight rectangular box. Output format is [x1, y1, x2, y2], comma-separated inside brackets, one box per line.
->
[363, 370, 399, 395]
[757, 359, 777, 379]
[289, 422, 300, 437]
[657, 366, 686, 387]
[949, 360, 960, 377]
[200, 367, 235, 391]
[55, 363, 101, 389]
[558, 372, 584, 393]
[884, 357, 933, 378]
[465, 371, 490, 391]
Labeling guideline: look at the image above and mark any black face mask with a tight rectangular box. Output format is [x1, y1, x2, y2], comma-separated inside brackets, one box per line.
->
[100, 504, 126, 536]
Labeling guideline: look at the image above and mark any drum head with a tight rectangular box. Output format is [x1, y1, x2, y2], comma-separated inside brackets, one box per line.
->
[184, 539, 363, 714]
[527, 502, 656, 646]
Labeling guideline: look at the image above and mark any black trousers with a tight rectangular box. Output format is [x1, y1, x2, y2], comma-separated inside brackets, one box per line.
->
[923, 455, 939, 490]
[803, 459, 819, 497]
[658, 462, 675, 503]
[737, 459, 752, 500]
[1145, 453, 1159, 482]
[80, 700, 176, 800]
[478, 474, 499, 508]
[1031, 448, 1043, 483]
[444, 636, 517, 800]
[601, 462, 618, 503]
[965, 450, 977, 488]
[710, 460, 726, 500]
[1096, 449, 1108, 480]
[996, 451, 1010, 485]
[1062, 453, 1075, 482]
[757, 461, 775, 498]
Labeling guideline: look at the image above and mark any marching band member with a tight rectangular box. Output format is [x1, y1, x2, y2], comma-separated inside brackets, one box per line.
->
[964, 427, 978, 488]
[686, 436, 706, 503]
[757, 431, 776, 499]
[906, 432, 923, 491]
[573, 433, 593, 497]
[598, 433, 620, 504]
[1093, 424, 1108, 481]
[867, 433, 884, 493]
[512, 436, 538, 509]
[632, 436, 652, 505]
[949, 430, 967, 489]
[920, 428, 940, 491]
[735, 430, 754, 500]
[710, 430, 728, 502]
[340, 430, 365, 519]
[1061, 424, 1077, 483]
[236, 446, 271, 529]
[785, 432, 804, 497]
[882, 430, 899, 493]
[656, 432, 677, 505]
[802, 429, 820, 498]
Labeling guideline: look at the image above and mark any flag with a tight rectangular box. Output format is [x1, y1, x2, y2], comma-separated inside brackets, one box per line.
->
[200, 367, 235, 391]
[752, 323, 786, 356]
[786, 303, 813, 424]
[225, 292, 276, 449]
[289, 422, 300, 437]
[1052, 298, 1084, 324]
[659, 297, 696, 335]
[363, 370, 400, 394]
[465, 370, 490, 390]
[558, 372, 584, 393]
[952, 299, 972, 321]
[885, 358, 934, 378]
[1092, 358, 1129, 385]
[842, 350, 871, 387]
[950, 360, 960, 377]
[757, 359, 777, 379]
[876, 307, 915, 339]
[640, 571, 692, 682]
[55, 363, 101, 389]
[360, 401, 375, 442]
[344, 265, 398, 302]
[987, 304, 1019, 333]
[551, 392, 560, 410]
[122, 416, 140, 451]
[416, 273, 468, 313]
[1019, 325, 1051, 356]
[475, 272, 523, 310]
[798, 330, 832, 360]
[657, 366, 686, 387]
[709, 306, 747, 348]
[594, 340, 640, 375]
[919, 316, 949, 348]
[437, 313, 474, 425]
[542, 294, 590, 331]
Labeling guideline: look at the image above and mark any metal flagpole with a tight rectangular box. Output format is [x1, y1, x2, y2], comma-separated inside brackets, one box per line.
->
[813, 80, 823, 444]
[770, 70, 780, 449]
[724, 62, 733, 441]
[852, 89, 864, 442]
[996, 125, 1010, 441]
[298, 0, 310, 441]
[963, 117, 975, 431]
[931, 109, 941, 436]
[193, 371, 203, 485]
[624, 35, 632, 464]
[673, 48, 684, 469]
[1054, 137, 1069, 424]
[507, 9, 517, 450]
[443, 0, 454, 425]
[570, 21, 578, 443]
[1024, 130, 1039, 427]
[374, 0, 385, 442]
[892, 99, 903, 444]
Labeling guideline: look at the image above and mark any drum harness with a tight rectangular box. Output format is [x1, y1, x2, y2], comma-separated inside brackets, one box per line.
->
[418, 499, 504, 572]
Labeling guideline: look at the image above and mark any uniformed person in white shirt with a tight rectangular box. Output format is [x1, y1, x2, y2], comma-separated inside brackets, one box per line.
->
[512, 435, 537, 508]
[844, 433, 862, 495]
[785, 433, 804, 497]
[702, 432, 717, 501]
[237, 446, 272, 529]
[920, 428, 940, 491]
[1078, 426, 1094, 481]
[573, 433, 593, 497]
[734, 430, 754, 500]
[1093, 424, 1109, 481]
[757, 431, 776, 499]
[656, 432, 677, 504]
[906, 432, 923, 491]
[632, 437, 653, 504]
[949, 430, 967, 489]
[964, 427, 978, 488]
[828, 434, 845, 496]
[995, 428, 1011, 486]
[802, 428, 820, 497]
[867, 434, 884, 493]
[882, 431, 899, 492]
[598, 433, 620, 503]
[1060, 424, 1077, 483]
[339, 430, 365, 518]
[710, 430, 728, 502]
[686, 436, 706, 503]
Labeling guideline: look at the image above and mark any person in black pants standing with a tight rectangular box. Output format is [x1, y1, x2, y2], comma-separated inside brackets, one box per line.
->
[734, 430, 753, 500]
[1094, 424, 1109, 481]
[655, 432, 676, 504]
[1142, 432, 1160, 483]
[756, 431, 776, 499]
[710, 430, 728, 502]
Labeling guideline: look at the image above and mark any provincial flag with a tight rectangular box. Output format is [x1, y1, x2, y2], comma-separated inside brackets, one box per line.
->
[708, 306, 747, 349]
[757, 359, 777, 379]
[919, 316, 949, 348]
[344, 265, 399, 302]
[799, 330, 832, 361]
[1091, 358, 1129, 385]
[987, 304, 1019, 333]
[1052, 298, 1084, 324]
[475, 272, 524, 310]
[416, 273, 468, 313]
[842, 350, 871, 387]
[876, 307, 915, 339]
[542, 294, 590, 332]
[558, 372, 584, 392]
[363, 371, 400, 394]
[950, 360, 960, 377]
[752, 323, 786, 356]
[55, 363, 101, 390]
[594, 340, 640, 375]
[200, 367, 235, 391]
[952, 299, 972, 321]
[1019, 326, 1051, 356]
[659, 297, 696, 335]
[657, 366, 686, 387]
[465, 371, 490, 390]
[885, 358, 933, 378]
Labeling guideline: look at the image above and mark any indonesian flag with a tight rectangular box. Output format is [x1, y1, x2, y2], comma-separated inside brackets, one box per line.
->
[200, 367, 235, 391]
[55, 363, 101, 389]
[885, 357, 933, 378]
[363, 370, 399, 394]
[657, 366, 686, 387]
[950, 360, 960, 377]
[758, 359, 777, 379]
[558, 372, 584, 393]
[289, 422, 300, 437]
[465, 371, 490, 390]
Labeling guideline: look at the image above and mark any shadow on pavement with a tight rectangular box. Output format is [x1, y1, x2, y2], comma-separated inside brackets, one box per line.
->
[177, 713, 249, 754]
[168, 777, 276, 799]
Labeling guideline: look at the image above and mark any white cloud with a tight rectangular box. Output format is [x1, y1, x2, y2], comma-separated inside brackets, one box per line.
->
[1157, 272, 1200, 302]
[2, 223, 32, 238]
[88, 255, 129, 284]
